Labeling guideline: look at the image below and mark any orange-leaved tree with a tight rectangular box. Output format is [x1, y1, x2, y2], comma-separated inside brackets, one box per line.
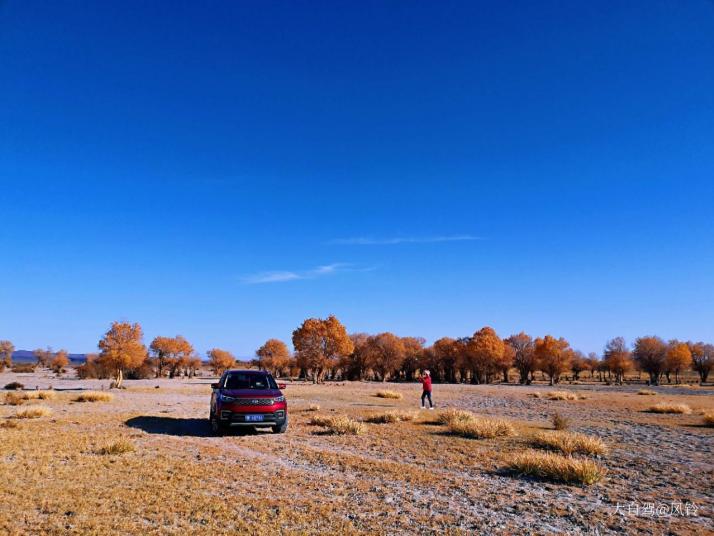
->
[292, 315, 353, 383]
[150, 335, 195, 378]
[98, 321, 147, 388]
[534, 335, 572, 385]
[256, 339, 291, 377]
[688, 341, 713, 384]
[207, 348, 236, 375]
[505, 332, 536, 384]
[632, 336, 667, 385]
[603, 337, 632, 385]
[432, 337, 460, 383]
[51, 349, 70, 375]
[0, 340, 14, 371]
[466, 327, 505, 384]
[365, 332, 406, 382]
[665, 340, 692, 384]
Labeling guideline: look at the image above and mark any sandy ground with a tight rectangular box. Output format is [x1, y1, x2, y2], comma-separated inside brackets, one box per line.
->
[0, 369, 712, 535]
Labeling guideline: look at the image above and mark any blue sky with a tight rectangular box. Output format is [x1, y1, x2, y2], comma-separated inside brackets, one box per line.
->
[1, 1, 713, 357]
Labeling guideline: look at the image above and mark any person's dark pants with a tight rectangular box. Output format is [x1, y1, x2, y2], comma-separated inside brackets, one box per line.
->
[421, 390, 433, 408]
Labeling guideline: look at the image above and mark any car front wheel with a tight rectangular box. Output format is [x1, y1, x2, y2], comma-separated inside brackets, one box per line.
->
[210, 413, 224, 436]
[272, 416, 288, 434]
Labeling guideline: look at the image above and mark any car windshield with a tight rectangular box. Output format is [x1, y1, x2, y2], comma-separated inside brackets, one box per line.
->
[223, 373, 276, 390]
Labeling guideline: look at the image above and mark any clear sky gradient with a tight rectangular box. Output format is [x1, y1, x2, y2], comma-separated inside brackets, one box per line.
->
[1, 1, 713, 357]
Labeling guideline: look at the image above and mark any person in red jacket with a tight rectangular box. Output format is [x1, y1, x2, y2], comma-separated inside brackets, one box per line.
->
[418, 370, 434, 409]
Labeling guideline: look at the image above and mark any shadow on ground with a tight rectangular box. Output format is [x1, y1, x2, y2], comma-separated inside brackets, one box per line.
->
[126, 416, 213, 437]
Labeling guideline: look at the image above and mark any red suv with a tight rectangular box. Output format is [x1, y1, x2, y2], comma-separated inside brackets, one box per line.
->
[210, 370, 288, 435]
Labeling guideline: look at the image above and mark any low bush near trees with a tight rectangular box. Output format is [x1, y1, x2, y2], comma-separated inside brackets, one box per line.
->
[637, 389, 657, 395]
[15, 406, 52, 419]
[4, 392, 26, 405]
[506, 450, 606, 485]
[74, 391, 114, 403]
[437, 408, 475, 425]
[647, 402, 692, 414]
[4, 382, 24, 391]
[375, 390, 402, 400]
[530, 431, 607, 456]
[10, 364, 35, 373]
[96, 440, 135, 455]
[545, 391, 579, 401]
[701, 411, 714, 427]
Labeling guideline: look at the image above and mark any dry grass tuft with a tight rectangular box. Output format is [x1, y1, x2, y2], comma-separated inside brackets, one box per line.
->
[637, 389, 657, 395]
[552, 412, 570, 430]
[25, 390, 57, 400]
[507, 450, 606, 485]
[546, 391, 579, 401]
[96, 440, 135, 455]
[365, 410, 415, 424]
[437, 408, 475, 425]
[15, 405, 52, 419]
[306, 403, 320, 412]
[702, 411, 714, 427]
[647, 402, 692, 414]
[4, 392, 26, 405]
[375, 390, 402, 399]
[309, 415, 365, 435]
[448, 416, 516, 439]
[530, 392, 543, 399]
[530, 431, 607, 456]
[0, 419, 20, 429]
[74, 391, 114, 403]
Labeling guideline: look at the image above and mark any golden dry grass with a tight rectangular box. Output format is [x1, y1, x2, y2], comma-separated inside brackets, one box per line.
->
[530, 431, 607, 456]
[545, 391, 579, 401]
[506, 450, 606, 485]
[364, 410, 415, 424]
[309, 414, 365, 435]
[375, 390, 402, 399]
[24, 390, 57, 400]
[637, 389, 657, 395]
[96, 439, 136, 455]
[447, 416, 516, 439]
[74, 391, 114, 403]
[436, 408, 475, 425]
[552, 412, 570, 430]
[306, 403, 320, 411]
[702, 411, 714, 427]
[0, 419, 20, 429]
[647, 402, 692, 414]
[15, 405, 52, 419]
[4, 392, 26, 405]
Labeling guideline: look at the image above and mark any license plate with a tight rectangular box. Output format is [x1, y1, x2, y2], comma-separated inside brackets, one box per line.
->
[245, 414, 264, 422]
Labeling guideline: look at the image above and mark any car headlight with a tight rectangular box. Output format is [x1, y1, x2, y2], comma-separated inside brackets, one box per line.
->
[220, 394, 237, 402]
[273, 396, 285, 403]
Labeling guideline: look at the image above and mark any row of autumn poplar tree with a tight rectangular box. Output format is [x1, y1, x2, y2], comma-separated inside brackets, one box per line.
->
[4, 316, 711, 387]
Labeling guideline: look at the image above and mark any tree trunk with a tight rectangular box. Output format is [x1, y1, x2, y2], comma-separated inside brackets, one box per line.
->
[115, 369, 123, 389]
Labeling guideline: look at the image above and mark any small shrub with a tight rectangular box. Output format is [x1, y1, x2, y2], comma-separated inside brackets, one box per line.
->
[96, 440, 135, 455]
[309, 415, 365, 435]
[365, 411, 415, 424]
[4, 392, 26, 406]
[552, 412, 570, 430]
[74, 391, 114, 403]
[546, 391, 579, 401]
[375, 390, 402, 400]
[0, 420, 20, 429]
[530, 431, 607, 456]
[25, 390, 56, 400]
[701, 411, 714, 427]
[307, 403, 320, 412]
[530, 392, 543, 399]
[4, 382, 24, 391]
[637, 389, 656, 396]
[437, 408, 475, 425]
[15, 405, 52, 419]
[647, 402, 692, 414]
[448, 417, 516, 439]
[10, 364, 35, 373]
[506, 450, 606, 485]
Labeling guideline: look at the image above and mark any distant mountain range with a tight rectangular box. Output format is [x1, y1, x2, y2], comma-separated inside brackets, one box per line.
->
[11, 350, 87, 364]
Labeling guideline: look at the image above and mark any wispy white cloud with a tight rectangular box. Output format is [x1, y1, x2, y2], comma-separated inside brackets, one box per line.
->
[327, 235, 482, 245]
[241, 263, 373, 284]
